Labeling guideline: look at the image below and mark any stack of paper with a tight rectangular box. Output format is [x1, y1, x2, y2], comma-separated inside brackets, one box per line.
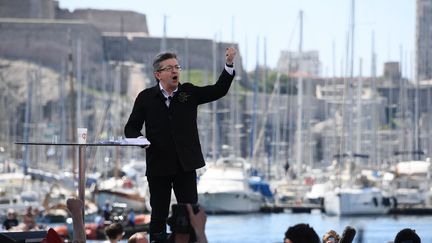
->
[121, 137, 151, 146]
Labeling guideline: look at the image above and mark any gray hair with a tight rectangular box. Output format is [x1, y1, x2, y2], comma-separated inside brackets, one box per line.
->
[152, 52, 177, 72]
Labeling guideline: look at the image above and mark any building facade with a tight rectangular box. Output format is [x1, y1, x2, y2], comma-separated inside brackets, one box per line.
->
[276, 50, 321, 77]
[416, 0, 432, 81]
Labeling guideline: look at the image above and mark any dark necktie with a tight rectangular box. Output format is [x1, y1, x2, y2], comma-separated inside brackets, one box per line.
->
[165, 96, 172, 107]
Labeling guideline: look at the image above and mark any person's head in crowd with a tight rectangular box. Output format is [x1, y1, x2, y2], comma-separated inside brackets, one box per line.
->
[6, 208, 17, 219]
[284, 223, 320, 243]
[105, 222, 124, 243]
[26, 206, 33, 216]
[322, 229, 340, 243]
[22, 213, 36, 230]
[394, 228, 421, 243]
[128, 232, 149, 243]
[3, 208, 19, 230]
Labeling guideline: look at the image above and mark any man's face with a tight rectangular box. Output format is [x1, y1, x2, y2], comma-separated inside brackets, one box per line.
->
[155, 58, 181, 91]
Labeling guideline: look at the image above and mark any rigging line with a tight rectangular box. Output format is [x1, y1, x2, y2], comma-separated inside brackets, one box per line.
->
[252, 72, 281, 162]
[286, 14, 299, 50]
[88, 63, 117, 171]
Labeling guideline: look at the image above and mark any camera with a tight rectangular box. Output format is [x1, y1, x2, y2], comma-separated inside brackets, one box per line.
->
[167, 203, 200, 235]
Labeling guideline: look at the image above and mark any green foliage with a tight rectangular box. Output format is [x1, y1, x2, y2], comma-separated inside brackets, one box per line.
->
[268, 72, 298, 95]
[182, 69, 207, 86]
[247, 68, 298, 95]
[181, 69, 248, 93]
[381, 124, 390, 130]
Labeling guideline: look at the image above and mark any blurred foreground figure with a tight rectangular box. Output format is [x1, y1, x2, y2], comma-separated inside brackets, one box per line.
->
[283, 223, 320, 243]
[394, 228, 421, 243]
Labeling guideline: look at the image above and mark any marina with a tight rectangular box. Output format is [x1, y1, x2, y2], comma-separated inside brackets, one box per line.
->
[1, 156, 432, 241]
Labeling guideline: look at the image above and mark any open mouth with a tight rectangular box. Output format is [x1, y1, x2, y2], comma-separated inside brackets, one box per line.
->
[172, 76, 178, 80]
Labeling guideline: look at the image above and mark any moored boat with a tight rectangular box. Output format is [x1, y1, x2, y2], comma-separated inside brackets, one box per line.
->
[94, 177, 149, 213]
[198, 157, 264, 214]
[324, 187, 394, 215]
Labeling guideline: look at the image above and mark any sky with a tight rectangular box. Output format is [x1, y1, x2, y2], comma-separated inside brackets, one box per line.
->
[59, 0, 415, 78]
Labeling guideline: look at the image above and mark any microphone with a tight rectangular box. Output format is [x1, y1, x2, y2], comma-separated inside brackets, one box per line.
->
[339, 226, 356, 243]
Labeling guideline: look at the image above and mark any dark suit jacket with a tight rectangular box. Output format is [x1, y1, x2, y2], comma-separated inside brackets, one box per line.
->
[124, 68, 235, 176]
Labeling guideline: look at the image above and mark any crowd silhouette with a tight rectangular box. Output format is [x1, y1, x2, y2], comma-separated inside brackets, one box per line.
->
[0, 203, 424, 243]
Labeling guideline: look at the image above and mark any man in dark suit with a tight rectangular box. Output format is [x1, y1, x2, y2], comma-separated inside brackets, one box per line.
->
[124, 47, 236, 242]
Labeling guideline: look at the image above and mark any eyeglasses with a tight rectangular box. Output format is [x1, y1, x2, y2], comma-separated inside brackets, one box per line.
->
[158, 65, 182, 72]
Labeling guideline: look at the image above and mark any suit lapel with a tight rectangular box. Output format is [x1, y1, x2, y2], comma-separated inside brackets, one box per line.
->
[168, 83, 183, 109]
[149, 84, 169, 109]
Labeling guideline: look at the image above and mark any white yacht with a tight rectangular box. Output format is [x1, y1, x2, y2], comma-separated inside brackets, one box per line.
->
[306, 182, 331, 205]
[324, 187, 393, 216]
[392, 160, 430, 206]
[197, 157, 263, 214]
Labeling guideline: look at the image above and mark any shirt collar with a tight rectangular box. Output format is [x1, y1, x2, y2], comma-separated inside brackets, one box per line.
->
[159, 82, 178, 98]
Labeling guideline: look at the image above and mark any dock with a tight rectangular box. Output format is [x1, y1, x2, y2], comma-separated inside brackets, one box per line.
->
[261, 203, 323, 213]
[389, 207, 432, 215]
[261, 204, 432, 215]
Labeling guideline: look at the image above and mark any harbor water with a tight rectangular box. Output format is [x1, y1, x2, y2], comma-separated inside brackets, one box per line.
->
[204, 212, 432, 243]
[87, 212, 432, 242]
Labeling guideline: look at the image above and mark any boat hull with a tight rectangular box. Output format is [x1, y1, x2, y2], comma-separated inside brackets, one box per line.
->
[96, 189, 147, 212]
[324, 188, 392, 216]
[198, 191, 262, 214]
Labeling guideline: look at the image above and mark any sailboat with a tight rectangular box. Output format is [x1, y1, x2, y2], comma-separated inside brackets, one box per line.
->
[323, 0, 394, 216]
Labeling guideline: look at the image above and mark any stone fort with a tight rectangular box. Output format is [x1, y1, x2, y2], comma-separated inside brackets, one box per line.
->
[0, 0, 244, 92]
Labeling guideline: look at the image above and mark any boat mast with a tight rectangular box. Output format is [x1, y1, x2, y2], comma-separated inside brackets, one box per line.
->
[414, 56, 420, 160]
[249, 37, 259, 159]
[58, 62, 67, 170]
[230, 16, 240, 157]
[296, 10, 303, 177]
[76, 38, 82, 129]
[371, 31, 380, 167]
[347, 0, 356, 156]
[22, 70, 34, 175]
[161, 15, 167, 52]
[211, 35, 218, 161]
[355, 58, 363, 165]
[67, 29, 77, 177]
